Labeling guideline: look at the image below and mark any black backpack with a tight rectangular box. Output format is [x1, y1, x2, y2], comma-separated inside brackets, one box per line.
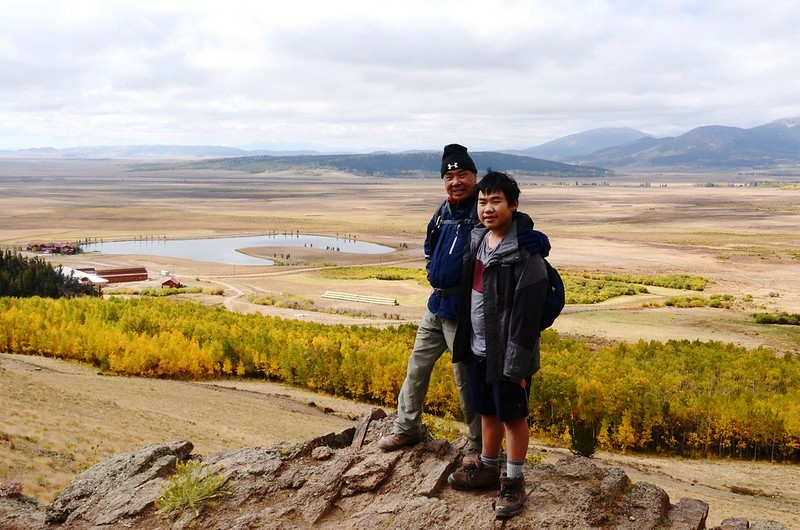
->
[540, 260, 565, 330]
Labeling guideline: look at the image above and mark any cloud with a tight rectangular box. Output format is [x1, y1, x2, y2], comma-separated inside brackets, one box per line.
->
[1, 0, 799, 151]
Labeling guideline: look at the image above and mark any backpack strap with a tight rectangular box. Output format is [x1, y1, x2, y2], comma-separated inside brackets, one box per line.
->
[437, 200, 478, 227]
[429, 200, 477, 254]
[431, 199, 478, 238]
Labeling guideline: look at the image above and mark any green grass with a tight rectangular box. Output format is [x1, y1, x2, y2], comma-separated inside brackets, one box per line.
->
[248, 292, 316, 310]
[577, 272, 708, 291]
[319, 266, 428, 286]
[105, 287, 224, 296]
[156, 460, 229, 518]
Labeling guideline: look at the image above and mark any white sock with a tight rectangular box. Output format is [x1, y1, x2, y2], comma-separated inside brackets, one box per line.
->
[506, 460, 524, 478]
[480, 454, 500, 468]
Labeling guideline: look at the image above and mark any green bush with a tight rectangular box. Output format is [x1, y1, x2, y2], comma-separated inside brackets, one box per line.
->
[578, 272, 708, 291]
[753, 312, 800, 325]
[320, 266, 428, 286]
[156, 460, 228, 518]
[565, 276, 648, 304]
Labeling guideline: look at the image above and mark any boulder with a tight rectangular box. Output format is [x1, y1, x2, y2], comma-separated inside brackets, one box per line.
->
[0, 411, 790, 530]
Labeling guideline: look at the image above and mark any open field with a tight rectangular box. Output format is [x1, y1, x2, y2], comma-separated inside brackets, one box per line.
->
[2, 159, 800, 526]
[2, 159, 799, 349]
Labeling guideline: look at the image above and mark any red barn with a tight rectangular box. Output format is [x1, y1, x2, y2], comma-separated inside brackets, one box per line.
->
[161, 278, 183, 288]
[95, 267, 148, 283]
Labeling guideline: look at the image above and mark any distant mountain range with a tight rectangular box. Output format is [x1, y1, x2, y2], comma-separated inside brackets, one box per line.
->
[1, 117, 798, 171]
[153, 151, 612, 178]
[565, 118, 800, 169]
[0, 145, 317, 159]
[509, 127, 652, 161]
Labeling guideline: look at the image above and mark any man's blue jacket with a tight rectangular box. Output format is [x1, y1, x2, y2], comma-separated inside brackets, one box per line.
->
[424, 194, 550, 321]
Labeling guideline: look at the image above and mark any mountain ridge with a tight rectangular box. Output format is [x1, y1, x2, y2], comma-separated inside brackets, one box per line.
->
[510, 127, 652, 161]
[566, 117, 800, 169]
[1, 117, 798, 171]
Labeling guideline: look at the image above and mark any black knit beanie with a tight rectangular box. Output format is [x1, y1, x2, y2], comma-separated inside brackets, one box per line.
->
[440, 144, 477, 178]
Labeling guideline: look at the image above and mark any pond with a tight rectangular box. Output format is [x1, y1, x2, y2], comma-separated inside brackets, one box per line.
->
[82, 234, 394, 266]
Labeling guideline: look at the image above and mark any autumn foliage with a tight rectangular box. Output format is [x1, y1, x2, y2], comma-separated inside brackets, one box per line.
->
[2, 296, 799, 461]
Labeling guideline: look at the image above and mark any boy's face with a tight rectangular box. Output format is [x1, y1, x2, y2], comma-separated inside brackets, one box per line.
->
[478, 189, 517, 234]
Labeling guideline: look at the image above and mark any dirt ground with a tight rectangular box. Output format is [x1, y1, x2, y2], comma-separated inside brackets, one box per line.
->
[1, 353, 798, 528]
[1, 160, 800, 526]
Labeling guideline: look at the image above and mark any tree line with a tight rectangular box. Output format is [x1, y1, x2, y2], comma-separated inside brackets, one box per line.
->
[2, 295, 798, 462]
[0, 250, 100, 298]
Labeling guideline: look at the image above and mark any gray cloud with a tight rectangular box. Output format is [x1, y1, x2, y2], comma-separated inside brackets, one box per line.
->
[1, 0, 798, 151]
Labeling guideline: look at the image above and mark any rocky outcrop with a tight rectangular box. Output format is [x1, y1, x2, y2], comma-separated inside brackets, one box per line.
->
[0, 409, 789, 530]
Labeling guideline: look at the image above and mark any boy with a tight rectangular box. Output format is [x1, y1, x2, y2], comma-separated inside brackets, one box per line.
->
[378, 145, 550, 462]
[447, 171, 549, 519]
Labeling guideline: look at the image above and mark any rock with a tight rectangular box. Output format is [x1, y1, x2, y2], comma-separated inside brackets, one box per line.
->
[45, 439, 193, 527]
[668, 497, 709, 530]
[312, 446, 335, 460]
[350, 407, 387, 449]
[750, 521, 790, 530]
[0, 495, 46, 530]
[716, 518, 750, 530]
[1, 410, 790, 530]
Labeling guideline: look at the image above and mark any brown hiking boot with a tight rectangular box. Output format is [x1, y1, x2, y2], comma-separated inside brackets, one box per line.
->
[377, 433, 420, 451]
[494, 474, 526, 519]
[447, 460, 500, 490]
[461, 447, 481, 468]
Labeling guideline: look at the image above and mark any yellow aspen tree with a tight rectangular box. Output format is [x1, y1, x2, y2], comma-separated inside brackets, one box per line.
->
[614, 412, 637, 453]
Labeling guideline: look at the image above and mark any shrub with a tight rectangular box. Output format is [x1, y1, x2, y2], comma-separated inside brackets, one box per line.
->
[578, 272, 708, 291]
[156, 460, 229, 518]
[422, 412, 462, 443]
[664, 295, 709, 308]
[753, 312, 800, 325]
[570, 420, 597, 458]
[320, 266, 428, 286]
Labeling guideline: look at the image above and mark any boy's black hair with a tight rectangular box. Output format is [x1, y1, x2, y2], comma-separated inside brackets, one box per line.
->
[476, 169, 520, 206]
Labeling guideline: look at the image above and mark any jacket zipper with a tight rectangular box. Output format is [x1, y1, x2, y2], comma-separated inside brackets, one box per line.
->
[448, 224, 460, 255]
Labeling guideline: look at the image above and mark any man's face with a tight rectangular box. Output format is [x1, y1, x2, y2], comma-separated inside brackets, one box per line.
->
[478, 189, 517, 233]
[443, 169, 477, 202]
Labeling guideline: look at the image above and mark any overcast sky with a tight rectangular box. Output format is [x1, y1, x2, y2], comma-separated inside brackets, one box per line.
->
[1, 0, 799, 152]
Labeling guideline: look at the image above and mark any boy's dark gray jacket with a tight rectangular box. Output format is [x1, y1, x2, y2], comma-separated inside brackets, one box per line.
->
[452, 216, 549, 384]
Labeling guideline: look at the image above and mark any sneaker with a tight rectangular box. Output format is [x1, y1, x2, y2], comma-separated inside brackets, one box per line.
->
[494, 474, 526, 519]
[447, 460, 500, 490]
[461, 447, 481, 468]
[377, 433, 421, 451]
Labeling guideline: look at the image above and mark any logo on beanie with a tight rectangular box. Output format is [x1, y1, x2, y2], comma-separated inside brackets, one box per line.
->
[447, 162, 459, 170]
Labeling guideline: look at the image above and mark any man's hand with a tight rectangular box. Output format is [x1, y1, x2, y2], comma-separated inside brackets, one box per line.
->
[518, 229, 551, 257]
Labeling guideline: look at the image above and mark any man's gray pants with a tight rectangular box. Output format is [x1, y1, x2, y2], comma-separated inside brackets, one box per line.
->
[393, 309, 481, 451]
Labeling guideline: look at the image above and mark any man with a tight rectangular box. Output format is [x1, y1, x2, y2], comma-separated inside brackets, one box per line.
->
[377, 143, 483, 455]
[378, 146, 550, 463]
[447, 171, 548, 519]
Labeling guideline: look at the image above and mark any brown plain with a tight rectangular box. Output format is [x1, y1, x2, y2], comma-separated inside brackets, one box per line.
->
[1, 159, 799, 527]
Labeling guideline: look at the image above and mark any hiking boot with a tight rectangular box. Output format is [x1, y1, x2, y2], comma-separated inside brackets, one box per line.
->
[377, 433, 420, 451]
[494, 474, 526, 519]
[447, 460, 500, 490]
[461, 447, 481, 468]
